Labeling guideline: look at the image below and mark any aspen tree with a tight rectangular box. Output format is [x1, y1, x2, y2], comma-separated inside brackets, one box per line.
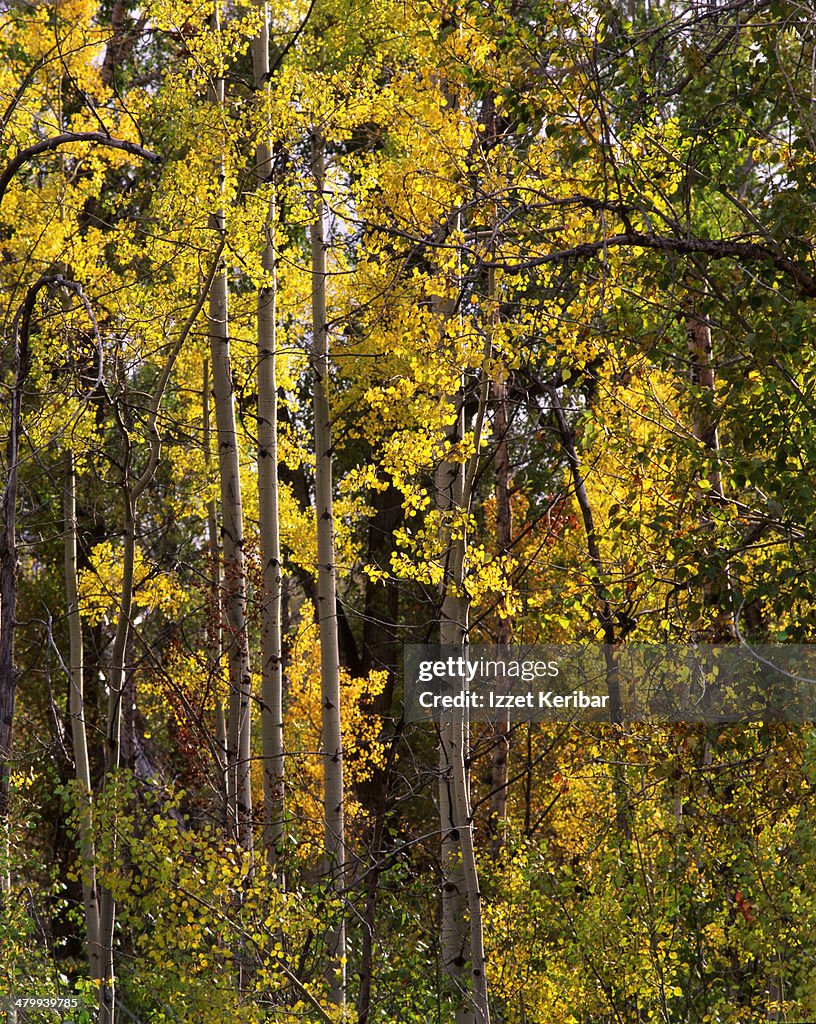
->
[207, 1, 254, 854]
[310, 130, 347, 1009]
[436, 411, 491, 1024]
[203, 363, 229, 830]
[251, 1, 284, 870]
[435, 281, 491, 1024]
[436, 396, 468, 1004]
[420, 53, 491, 1018]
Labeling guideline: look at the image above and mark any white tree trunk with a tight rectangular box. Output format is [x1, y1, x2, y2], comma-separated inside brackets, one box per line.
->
[208, 1, 254, 854]
[436, 386, 490, 1024]
[310, 132, 347, 1009]
[203, 362, 229, 831]
[436, 434, 469, 1003]
[251, 3, 284, 871]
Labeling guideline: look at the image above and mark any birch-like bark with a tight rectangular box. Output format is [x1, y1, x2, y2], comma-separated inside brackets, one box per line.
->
[436, 416, 490, 1024]
[251, 3, 284, 870]
[436, 424, 469, 1010]
[64, 452, 101, 982]
[434, 297, 492, 1022]
[208, 1, 254, 854]
[310, 132, 347, 1009]
[210, 252, 253, 853]
[204, 363, 229, 831]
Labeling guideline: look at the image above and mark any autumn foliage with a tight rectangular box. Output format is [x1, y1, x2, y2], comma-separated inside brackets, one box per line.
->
[2, 0, 816, 1022]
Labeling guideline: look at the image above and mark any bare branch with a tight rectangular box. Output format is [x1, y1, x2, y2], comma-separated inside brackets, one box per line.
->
[0, 131, 159, 207]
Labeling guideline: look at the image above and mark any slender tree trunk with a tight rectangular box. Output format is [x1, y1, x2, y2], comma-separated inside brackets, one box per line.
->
[436, 412, 490, 1024]
[310, 131, 347, 1010]
[0, 423, 20, 896]
[434, 324, 491, 1022]
[436, 381, 468, 987]
[0, 516, 15, 893]
[208, 1, 254, 854]
[685, 291, 734, 639]
[64, 452, 102, 982]
[0, 351, 23, 1024]
[450, 708, 489, 1024]
[251, 3, 284, 872]
[204, 362, 229, 832]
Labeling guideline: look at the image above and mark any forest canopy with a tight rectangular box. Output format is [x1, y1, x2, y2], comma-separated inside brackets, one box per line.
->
[2, 0, 816, 1021]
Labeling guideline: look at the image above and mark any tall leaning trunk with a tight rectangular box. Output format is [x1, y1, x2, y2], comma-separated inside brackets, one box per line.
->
[310, 132, 347, 1009]
[251, 3, 284, 870]
[209, 2, 253, 854]
[64, 452, 101, 982]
